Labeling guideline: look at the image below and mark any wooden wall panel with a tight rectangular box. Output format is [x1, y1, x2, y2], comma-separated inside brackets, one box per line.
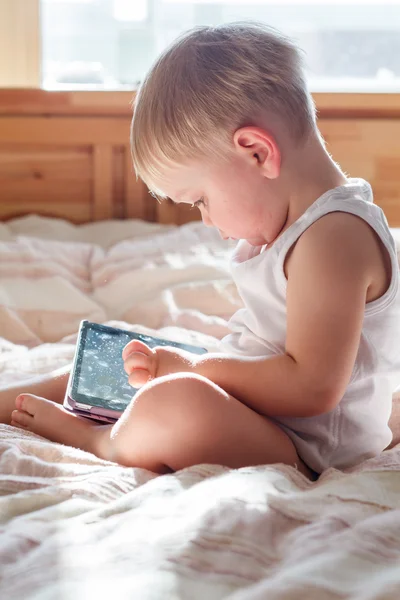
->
[0, 112, 148, 223]
[112, 146, 125, 219]
[0, 117, 129, 145]
[93, 144, 113, 220]
[319, 119, 400, 225]
[0, 144, 92, 221]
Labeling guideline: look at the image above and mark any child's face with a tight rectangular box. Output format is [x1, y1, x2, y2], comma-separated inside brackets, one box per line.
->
[153, 150, 288, 247]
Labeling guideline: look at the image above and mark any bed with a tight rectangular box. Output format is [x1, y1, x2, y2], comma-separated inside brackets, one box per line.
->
[2, 90, 400, 600]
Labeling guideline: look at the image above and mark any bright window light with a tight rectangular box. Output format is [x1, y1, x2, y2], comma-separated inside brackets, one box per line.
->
[113, 0, 148, 21]
[41, 0, 400, 92]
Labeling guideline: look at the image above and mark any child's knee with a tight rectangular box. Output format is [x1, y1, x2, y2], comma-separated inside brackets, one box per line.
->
[132, 373, 214, 423]
[109, 374, 214, 469]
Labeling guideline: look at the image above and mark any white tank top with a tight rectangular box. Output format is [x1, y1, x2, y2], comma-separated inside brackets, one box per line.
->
[222, 179, 400, 472]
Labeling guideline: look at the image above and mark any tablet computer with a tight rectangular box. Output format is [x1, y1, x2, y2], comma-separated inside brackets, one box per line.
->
[64, 320, 207, 423]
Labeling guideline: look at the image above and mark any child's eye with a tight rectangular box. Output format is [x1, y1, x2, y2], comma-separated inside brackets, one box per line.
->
[191, 197, 205, 209]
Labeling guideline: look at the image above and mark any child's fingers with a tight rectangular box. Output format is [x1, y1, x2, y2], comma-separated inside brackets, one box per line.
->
[122, 339, 153, 361]
[123, 352, 153, 375]
[128, 369, 152, 388]
[122, 341, 157, 388]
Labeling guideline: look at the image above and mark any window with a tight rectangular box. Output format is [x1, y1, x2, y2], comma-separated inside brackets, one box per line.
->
[41, 0, 400, 91]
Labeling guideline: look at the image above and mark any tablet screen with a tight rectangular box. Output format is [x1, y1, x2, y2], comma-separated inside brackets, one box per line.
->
[71, 322, 207, 412]
[74, 325, 135, 411]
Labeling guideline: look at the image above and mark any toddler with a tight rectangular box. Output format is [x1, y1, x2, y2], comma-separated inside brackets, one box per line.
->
[6, 23, 400, 479]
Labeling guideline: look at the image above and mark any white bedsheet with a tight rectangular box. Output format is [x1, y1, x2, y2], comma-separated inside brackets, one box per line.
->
[1, 215, 400, 599]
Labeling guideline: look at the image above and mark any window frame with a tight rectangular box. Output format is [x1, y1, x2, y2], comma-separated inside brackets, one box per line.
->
[0, 0, 41, 88]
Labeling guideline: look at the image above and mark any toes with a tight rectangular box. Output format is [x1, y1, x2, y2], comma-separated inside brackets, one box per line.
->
[15, 393, 49, 415]
[15, 394, 30, 412]
[11, 409, 33, 428]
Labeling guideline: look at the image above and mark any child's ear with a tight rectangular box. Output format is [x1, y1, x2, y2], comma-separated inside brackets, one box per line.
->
[233, 126, 281, 179]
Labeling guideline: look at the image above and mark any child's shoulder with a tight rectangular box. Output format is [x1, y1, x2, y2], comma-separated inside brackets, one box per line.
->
[286, 210, 391, 303]
[300, 210, 378, 256]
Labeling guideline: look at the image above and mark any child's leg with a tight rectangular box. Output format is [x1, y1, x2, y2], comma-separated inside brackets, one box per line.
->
[11, 372, 313, 478]
[0, 365, 70, 424]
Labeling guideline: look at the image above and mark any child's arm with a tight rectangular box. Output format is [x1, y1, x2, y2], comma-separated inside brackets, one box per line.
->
[194, 213, 382, 418]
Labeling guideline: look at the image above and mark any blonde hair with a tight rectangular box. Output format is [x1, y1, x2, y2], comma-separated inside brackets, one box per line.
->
[131, 22, 316, 195]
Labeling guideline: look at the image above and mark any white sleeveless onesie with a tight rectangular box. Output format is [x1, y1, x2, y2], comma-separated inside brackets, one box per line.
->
[221, 179, 400, 473]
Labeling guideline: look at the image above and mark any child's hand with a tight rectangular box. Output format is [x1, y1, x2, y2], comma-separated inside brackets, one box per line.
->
[122, 340, 197, 388]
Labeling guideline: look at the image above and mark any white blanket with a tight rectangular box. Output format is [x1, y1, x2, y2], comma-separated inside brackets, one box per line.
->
[1, 216, 400, 599]
[0, 215, 238, 348]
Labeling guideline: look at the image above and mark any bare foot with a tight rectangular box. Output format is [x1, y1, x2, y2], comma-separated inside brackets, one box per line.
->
[11, 394, 113, 460]
[0, 365, 70, 425]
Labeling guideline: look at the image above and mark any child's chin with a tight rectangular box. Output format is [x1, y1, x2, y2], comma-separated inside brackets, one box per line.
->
[246, 237, 265, 246]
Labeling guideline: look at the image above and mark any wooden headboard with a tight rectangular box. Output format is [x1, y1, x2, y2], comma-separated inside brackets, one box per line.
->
[1, 89, 400, 226]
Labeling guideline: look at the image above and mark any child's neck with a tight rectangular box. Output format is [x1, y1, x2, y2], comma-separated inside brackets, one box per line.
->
[282, 132, 348, 233]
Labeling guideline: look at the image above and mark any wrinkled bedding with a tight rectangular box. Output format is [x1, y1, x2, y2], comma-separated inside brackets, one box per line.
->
[2, 215, 400, 600]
